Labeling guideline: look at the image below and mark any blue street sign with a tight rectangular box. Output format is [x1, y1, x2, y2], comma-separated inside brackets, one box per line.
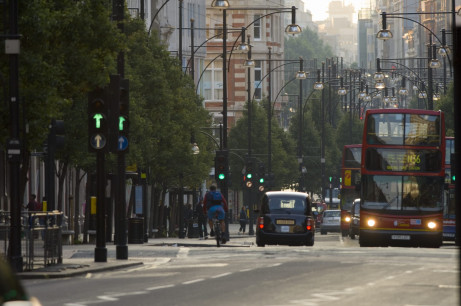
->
[118, 135, 128, 151]
[90, 134, 106, 150]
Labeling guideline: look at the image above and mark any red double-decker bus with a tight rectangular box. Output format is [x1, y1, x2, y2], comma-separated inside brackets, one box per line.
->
[340, 144, 361, 237]
[443, 137, 455, 241]
[359, 109, 445, 248]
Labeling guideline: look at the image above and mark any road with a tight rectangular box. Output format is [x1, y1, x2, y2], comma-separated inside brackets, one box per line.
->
[22, 233, 458, 306]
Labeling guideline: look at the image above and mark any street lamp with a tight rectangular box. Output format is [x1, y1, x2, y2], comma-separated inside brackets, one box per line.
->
[211, 0, 229, 8]
[210, 4, 302, 200]
[235, 27, 250, 54]
[376, 12, 393, 40]
[337, 77, 347, 96]
[314, 69, 324, 90]
[398, 76, 408, 96]
[285, 6, 302, 35]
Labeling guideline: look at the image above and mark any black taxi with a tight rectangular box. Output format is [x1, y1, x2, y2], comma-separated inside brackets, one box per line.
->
[256, 191, 315, 247]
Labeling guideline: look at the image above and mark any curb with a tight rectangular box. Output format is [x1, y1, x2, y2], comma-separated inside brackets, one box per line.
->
[18, 261, 143, 280]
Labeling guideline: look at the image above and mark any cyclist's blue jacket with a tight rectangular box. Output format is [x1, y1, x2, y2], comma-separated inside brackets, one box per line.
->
[203, 191, 228, 213]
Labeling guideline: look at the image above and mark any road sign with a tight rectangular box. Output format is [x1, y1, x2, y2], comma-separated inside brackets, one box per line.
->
[90, 134, 106, 150]
[118, 135, 128, 151]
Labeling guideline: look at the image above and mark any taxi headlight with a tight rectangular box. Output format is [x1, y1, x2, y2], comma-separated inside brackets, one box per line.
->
[367, 219, 376, 227]
[427, 221, 437, 229]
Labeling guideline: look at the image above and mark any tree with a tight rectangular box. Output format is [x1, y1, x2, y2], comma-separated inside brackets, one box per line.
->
[228, 100, 298, 191]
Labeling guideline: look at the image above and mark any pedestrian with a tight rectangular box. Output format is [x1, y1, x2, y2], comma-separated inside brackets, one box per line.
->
[25, 194, 40, 212]
[184, 203, 194, 237]
[24, 194, 39, 228]
[239, 206, 248, 234]
[195, 199, 208, 239]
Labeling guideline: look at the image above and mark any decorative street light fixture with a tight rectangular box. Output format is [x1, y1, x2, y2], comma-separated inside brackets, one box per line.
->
[337, 76, 347, 96]
[285, 6, 302, 35]
[314, 69, 324, 90]
[376, 12, 393, 40]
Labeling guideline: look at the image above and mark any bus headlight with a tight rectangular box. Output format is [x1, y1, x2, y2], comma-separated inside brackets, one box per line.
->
[427, 221, 437, 229]
[367, 219, 376, 227]
[345, 216, 351, 222]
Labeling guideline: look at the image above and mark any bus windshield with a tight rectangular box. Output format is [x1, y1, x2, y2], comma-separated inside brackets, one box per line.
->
[362, 175, 443, 211]
[340, 189, 356, 211]
[366, 113, 440, 146]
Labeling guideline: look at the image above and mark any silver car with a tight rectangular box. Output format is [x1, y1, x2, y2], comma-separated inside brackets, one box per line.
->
[320, 210, 341, 235]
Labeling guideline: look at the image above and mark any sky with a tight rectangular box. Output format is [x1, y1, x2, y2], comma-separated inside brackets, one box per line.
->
[305, 0, 371, 22]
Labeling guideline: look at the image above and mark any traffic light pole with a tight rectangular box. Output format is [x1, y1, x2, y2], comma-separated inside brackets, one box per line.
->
[94, 151, 107, 262]
[114, 0, 128, 260]
[7, 0, 22, 272]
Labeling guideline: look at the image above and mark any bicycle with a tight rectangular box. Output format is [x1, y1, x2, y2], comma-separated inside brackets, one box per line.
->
[212, 213, 222, 247]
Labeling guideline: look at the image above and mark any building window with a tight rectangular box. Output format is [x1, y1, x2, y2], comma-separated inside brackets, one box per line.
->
[203, 60, 223, 100]
[254, 15, 261, 40]
[254, 60, 262, 100]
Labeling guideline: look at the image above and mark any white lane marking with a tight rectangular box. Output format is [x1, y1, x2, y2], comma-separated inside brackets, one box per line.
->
[165, 263, 228, 268]
[212, 272, 232, 278]
[239, 268, 254, 272]
[182, 278, 205, 285]
[146, 284, 175, 291]
[177, 247, 190, 258]
[438, 284, 460, 289]
[96, 296, 118, 301]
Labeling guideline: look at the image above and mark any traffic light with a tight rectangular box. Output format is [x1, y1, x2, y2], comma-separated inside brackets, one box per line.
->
[451, 153, 456, 184]
[48, 119, 65, 151]
[266, 172, 275, 188]
[257, 163, 266, 192]
[215, 150, 228, 183]
[108, 75, 120, 153]
[244, 157, 256, 188]
[88, 87, 108, 152]
[118, 78, 130, 152]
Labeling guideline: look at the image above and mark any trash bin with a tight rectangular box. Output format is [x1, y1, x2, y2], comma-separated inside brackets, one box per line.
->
[187, 217, 200, 238]
[128, 217, 144, 244]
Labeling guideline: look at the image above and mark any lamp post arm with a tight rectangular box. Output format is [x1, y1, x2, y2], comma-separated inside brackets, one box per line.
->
[149, 0, 172, 35]
[252, 61, 299, 101]
[386, 15, 452, 68]
[302, 89, 320, 113]
[196, 53, 222, 94]
[186, 29, 242, 72]
[272, 77, 297, 113]
[227, 10, 291, 70]
[379, 59, 425, 85]
[199, 130, 220, 149]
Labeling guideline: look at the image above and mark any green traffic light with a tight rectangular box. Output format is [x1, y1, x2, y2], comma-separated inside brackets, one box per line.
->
[93, 113, 103, 129]
[259, 178, 264, 184]
[218, 173, 225, 180]
[452, 175, 455, 182]
[119, 116, 126, 131]
[246, 173, 252, 179]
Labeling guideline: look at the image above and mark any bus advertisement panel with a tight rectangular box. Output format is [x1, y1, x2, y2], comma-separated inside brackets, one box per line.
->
[359, 109, 445, 248]
[340, 144, 361, 237]
[443, 137, 455, 241]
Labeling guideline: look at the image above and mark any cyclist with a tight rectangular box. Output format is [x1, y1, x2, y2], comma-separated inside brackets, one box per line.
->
[203, 185, 228, 244]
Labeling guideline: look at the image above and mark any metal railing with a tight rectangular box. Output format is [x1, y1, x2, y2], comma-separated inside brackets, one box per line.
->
[0, 211, 63, 271]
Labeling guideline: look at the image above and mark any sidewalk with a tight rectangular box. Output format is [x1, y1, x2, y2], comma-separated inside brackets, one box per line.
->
[18, 223, 255, 279]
